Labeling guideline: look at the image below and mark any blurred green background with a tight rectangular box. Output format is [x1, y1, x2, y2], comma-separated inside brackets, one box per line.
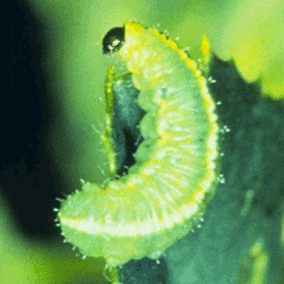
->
[1, 0, 284, 283]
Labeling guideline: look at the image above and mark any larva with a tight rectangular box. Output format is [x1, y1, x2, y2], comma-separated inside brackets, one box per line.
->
[58, 22, 219, 267]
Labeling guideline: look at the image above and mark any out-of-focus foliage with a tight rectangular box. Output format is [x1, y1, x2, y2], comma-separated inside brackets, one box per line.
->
[0, 195, 107, 283]
[2, 0, 284, 283]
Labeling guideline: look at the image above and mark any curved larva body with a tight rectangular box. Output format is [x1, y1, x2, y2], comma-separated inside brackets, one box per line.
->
[59, 23, 219, 267]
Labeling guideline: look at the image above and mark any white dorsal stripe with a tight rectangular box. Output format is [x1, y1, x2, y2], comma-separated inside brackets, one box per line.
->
[60, 201, 199, 237]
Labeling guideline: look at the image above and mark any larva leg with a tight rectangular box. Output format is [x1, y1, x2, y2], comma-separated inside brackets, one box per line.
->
[199, 35, 211, 75]
[103, 265, 121, 284]
[100, 67, 118, 177]
[101, 67, 145, 178]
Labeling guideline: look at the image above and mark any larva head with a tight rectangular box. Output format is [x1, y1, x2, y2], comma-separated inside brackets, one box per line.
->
[102, 23, 147, 56]
[102, 26, 125, 55]
[102, 23, 154, 74]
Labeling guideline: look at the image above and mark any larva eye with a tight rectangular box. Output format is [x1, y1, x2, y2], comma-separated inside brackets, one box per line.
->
[102, 27, 125, 55]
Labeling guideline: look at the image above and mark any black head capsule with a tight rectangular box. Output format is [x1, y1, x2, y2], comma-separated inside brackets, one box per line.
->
[102, 27, 125, 55]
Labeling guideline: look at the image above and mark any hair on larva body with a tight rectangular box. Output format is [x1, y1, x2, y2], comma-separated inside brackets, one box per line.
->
[58, 22, 220, 267]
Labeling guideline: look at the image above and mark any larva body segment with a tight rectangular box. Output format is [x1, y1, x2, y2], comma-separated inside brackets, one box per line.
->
[59, 22, 219, 267]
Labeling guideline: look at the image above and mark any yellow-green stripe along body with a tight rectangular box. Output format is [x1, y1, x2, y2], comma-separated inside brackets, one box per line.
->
[59, 22, 219, 267]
